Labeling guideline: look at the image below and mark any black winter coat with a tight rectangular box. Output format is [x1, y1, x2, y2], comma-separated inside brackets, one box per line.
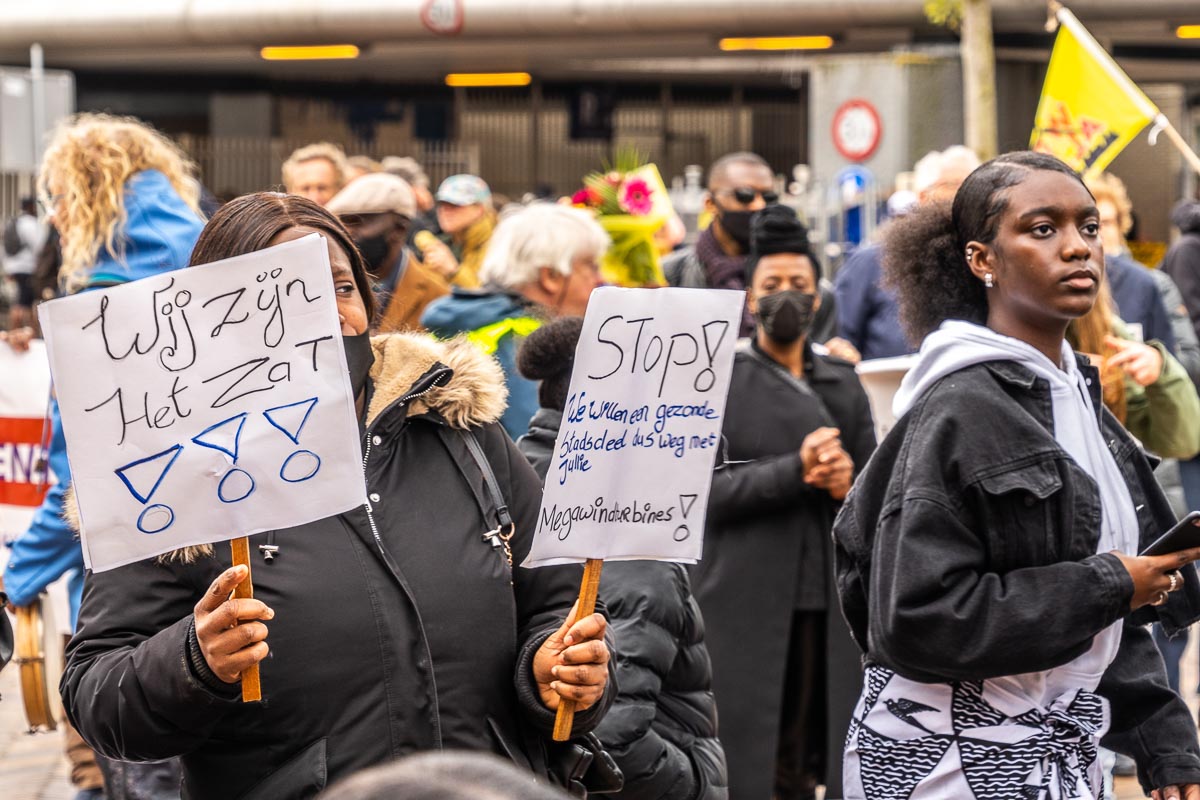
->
[689, 340, 875, 800]
[834, 357, 1200, 794]
[62, 334, 614, 800]
[520, 410, 728, 800]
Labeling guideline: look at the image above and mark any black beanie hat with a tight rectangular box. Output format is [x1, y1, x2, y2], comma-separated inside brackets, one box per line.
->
[515, 316, 585, 413]
[745, 205, 819, 284]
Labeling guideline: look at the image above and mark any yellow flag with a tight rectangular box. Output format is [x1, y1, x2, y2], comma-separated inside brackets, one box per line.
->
[1030, 8, 1159, 174]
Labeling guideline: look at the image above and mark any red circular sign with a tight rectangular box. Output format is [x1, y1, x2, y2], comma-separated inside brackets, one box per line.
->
[832, 99, 882, 162]
[421, 0, 464, 36]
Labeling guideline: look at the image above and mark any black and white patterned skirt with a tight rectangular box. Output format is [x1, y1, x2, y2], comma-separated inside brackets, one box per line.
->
[843, 666, 1108, 800]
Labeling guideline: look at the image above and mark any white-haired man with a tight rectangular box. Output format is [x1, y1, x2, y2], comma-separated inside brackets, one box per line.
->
[833, 145, 980, 359]
[421, 202, 610, 438]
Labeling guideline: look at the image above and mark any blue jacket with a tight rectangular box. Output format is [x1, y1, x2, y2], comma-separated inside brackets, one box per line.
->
[4, 170, 203, 628]
[833, 244, 913, 360]
[1107, 253, 1177, 353]
[421, 288, 540, 439]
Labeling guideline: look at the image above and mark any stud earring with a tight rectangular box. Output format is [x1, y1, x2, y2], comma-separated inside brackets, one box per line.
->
[984, 273, 994, 289]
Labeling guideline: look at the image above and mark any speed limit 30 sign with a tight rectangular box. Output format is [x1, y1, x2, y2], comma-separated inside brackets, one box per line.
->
[832, 99, 882, 162]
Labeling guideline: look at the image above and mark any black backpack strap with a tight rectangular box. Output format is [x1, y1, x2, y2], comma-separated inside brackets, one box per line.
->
[456, 429, 515, 566]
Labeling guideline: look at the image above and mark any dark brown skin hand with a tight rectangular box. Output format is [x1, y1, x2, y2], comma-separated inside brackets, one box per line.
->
[1112, 547, 1200, 611]
[194, 565, 274, 684]
[532, 601, 610, 711]
[800, 427, 854, 501]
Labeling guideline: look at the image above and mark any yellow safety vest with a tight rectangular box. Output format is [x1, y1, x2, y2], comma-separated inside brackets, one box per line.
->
[466, 317, 543, 356]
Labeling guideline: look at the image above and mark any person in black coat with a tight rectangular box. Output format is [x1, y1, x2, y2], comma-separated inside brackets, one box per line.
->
[60, 194, 615, 800]
[689, 206, 876, 800]
[516, 317, 729, 800]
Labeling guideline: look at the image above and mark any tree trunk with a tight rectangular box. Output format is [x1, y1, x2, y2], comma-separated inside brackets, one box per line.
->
[961, 0, 998, 159]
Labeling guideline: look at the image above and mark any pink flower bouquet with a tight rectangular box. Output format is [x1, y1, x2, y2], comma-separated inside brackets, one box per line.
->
[571, 152, 671, 287]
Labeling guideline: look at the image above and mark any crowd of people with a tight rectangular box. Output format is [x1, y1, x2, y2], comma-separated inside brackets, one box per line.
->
[3, 112, 1200, 800]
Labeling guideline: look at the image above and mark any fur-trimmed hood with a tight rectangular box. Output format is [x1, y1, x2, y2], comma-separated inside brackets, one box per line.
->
[367, 331, 506, 429]
[63, 332, 509, 563]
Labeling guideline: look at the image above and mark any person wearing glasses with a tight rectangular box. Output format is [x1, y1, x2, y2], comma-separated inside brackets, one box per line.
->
[834, 146, 980, 361]
[662, 153, 851, 359]
[663, 152, 780, 337]
[327, 173, 449, 332]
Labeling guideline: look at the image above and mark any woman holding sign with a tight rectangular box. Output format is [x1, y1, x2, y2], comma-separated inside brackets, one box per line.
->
[835, 152, 1200, 799]
[61, 194, 613, 800]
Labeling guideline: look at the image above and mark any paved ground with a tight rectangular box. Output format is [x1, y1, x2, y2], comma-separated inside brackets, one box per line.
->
[0, 633, 1195, 799]
[0, 663, 73, 800]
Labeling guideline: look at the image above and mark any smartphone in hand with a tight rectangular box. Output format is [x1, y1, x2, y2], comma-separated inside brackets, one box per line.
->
[1140, 511, 1200, 556]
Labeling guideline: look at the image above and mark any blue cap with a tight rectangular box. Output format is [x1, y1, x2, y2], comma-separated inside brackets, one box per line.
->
[436, 174, 491, 206]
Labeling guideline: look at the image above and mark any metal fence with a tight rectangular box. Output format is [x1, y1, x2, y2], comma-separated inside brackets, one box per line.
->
[177, 135, 480, 200]
[1, 86, 804, 218]
[460, 88, 800, 199]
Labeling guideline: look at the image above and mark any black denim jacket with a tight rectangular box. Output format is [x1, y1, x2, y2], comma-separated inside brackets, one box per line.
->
[834, 356, 1200, 791]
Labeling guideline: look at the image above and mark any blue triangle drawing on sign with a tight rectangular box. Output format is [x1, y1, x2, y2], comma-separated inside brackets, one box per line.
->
[191, 413, 248, 462]
[115, 444, 184, 505]
[263, 397, 318, 445]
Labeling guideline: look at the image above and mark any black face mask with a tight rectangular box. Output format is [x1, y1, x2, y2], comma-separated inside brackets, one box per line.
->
[343, 331, 375, 399]
[354, 233, 391, 275]
[717, 208, 755, 250]
[756, 290, 817, 344]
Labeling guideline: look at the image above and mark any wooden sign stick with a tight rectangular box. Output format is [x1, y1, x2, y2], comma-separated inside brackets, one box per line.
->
[552, 558, 604, 742]
[230, 536, 262, 703]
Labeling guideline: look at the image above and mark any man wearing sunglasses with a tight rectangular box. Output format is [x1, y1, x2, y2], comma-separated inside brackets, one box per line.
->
[663, 154, 851, 356]
[663, 152, 780, 337]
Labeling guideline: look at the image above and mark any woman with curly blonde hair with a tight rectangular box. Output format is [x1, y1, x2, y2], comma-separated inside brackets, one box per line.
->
[38, 112, 204, 293]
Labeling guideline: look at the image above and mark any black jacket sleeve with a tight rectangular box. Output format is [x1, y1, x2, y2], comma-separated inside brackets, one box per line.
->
[706, 441, 813, 525]
[868, 494, 1135, 681]
[496, 424, 616, 735]
[61, 555, 239, 760]
[1099, 620, 1200, 792]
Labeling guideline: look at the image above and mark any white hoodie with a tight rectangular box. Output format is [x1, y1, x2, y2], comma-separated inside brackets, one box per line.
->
[895, 320, 1138, 702]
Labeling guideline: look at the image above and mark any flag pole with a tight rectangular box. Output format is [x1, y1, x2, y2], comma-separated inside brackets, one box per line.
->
[1156, 116, 1200, 178]
[1047, 1, 1200, 177]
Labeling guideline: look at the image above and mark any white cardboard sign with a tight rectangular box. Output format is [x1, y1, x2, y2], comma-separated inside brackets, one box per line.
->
[39, 234, 366, 572]
[523, 287, 743, 568]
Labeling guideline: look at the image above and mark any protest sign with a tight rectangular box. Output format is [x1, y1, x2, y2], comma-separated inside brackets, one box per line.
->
[0, 340, 53, 541]
[38, 233, 366, 574]
[524, 286, 743, 568]
[526, 286, 741, 738]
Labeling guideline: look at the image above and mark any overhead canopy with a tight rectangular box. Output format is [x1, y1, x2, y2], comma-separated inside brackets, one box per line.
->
[0, 0, 1197, 82]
